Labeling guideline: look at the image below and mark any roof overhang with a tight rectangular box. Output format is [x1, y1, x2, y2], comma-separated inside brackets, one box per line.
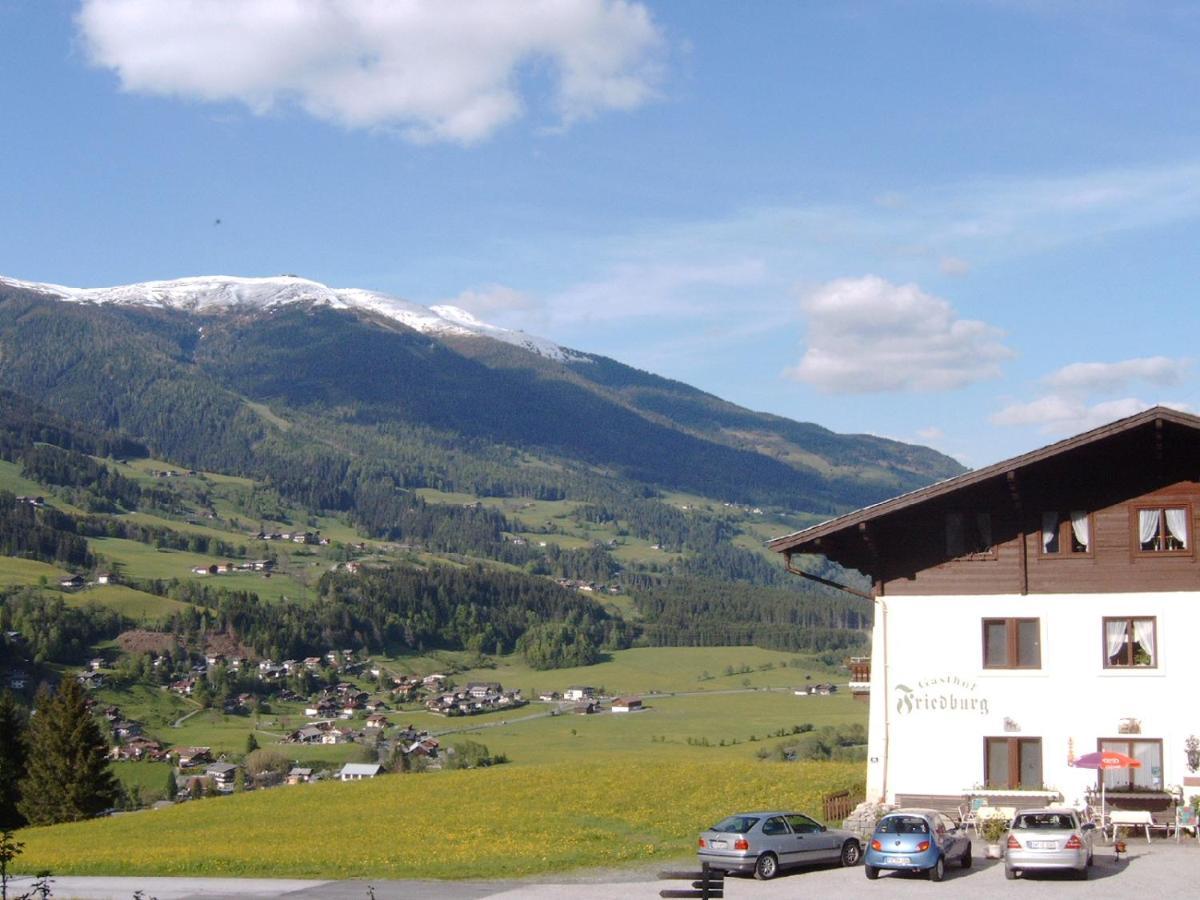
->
[768, 405, 1200, 557]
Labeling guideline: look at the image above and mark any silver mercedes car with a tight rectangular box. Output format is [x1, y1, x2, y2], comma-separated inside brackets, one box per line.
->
[1004, 807, 1096, 880]
[697, 810, 862, 880]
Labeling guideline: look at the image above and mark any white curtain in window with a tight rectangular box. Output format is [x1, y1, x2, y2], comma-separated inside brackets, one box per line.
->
[1101, 740, 1125, 790]
[1105, 620, 1127, 662]
[1042, 512, 1058, 551]
[1134, 741, 1160, 789]
[1139, 509, 1161, 546]
[1070, 510, 1090, 550]
[1165, 508, 1188, 548]
[1133, 618, 1156, 665]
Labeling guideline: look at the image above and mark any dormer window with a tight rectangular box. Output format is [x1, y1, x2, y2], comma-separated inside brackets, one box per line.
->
[1135, 506, 1189, 554]
[946, 512, 993, 558]
[1041, 511, 1091, 555]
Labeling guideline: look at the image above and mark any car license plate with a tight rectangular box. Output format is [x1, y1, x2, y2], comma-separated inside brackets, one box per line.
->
[709, 840, 727, 849]
[1029, 841, 1056, 849]
[884, 856, 909, 865]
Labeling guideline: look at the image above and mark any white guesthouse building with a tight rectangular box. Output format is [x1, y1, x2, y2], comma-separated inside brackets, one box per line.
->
[770, 407, 1200, 820]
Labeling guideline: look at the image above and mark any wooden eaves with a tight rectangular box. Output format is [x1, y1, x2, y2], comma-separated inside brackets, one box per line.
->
[767, 404, 1200, 560]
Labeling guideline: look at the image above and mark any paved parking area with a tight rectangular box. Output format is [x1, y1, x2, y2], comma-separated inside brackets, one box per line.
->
[12, 839, 1200, 899]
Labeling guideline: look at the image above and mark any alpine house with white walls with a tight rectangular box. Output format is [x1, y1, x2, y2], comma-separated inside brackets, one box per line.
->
[769, 406, 1200, 820]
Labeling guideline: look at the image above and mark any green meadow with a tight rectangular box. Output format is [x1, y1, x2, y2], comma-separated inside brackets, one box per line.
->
[65, 585, 192, 624]
[15, 758, 864, 879]
[450, 645, 842, 697]
[439, 690, 863, 767]
[0, 556, 69, 588]
[0, 458, 47, 496]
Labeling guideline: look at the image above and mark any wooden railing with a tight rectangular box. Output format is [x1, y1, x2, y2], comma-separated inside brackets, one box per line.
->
[824, 788, 860, 822]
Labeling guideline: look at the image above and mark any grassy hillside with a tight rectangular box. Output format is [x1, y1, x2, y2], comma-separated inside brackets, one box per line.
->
[15, 758, 864, 878]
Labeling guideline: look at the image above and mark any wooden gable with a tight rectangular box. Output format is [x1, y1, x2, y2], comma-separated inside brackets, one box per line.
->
[769, 406, 1200, 596]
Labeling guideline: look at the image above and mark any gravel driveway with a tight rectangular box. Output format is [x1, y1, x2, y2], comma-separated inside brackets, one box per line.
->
[10, 839, 1199, 899]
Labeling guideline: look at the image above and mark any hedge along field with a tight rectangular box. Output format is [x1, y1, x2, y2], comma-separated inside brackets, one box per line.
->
[16, 759, 864, 879]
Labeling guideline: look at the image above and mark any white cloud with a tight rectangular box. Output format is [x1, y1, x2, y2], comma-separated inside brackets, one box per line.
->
[76, 0, 663, 143]
[545, 258, 768, 325]
[916, 426, 945, 442]
[785, 276, 1014, 393]
[991, 397, 1191, 433]
[445, 284, 539, 316]
[938, 256, 971, 276]
[1042, 356, 1190, 393]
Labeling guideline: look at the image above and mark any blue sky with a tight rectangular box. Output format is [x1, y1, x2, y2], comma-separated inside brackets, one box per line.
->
[4, 1, 1200, 467]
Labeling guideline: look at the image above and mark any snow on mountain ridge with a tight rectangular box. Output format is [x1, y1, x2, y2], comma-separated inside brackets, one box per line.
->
[0, 274, 583, 362]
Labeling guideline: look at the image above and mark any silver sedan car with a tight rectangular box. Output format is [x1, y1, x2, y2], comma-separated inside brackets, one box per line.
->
[698, 810, 862, 880]
[1004, 807, 1096, 880]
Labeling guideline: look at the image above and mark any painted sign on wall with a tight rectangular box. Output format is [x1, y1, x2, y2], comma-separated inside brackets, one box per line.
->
[895, 675, 990, 716]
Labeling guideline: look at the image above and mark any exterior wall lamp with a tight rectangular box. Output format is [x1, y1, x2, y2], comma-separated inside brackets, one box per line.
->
[1185, 735, 1200, 773]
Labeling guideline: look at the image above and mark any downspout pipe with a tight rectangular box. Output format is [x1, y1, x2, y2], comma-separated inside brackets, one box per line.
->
[877, 595, 890, 805]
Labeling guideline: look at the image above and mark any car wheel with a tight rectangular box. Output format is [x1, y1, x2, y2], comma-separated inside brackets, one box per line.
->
[864, 864, 879, 880]
[928, 855, 945, 882]
[754, 852, 779, 880]
[960, 844, 972, 868]
[1005, 867, 1017, 880]
[840, 840, 862, 867]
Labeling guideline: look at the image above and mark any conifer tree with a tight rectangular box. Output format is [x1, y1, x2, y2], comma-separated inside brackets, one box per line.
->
[17, 679, 118, 825]
[0, 691, 26, 829]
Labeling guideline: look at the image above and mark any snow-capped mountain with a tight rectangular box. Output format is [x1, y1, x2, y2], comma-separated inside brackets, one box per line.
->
[0, 273, 583, 363]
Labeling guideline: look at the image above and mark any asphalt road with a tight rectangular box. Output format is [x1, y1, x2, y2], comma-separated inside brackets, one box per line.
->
[10, 839, 1200, 899]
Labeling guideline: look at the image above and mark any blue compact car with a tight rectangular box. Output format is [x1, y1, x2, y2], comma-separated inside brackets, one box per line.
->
[864, 809, 972, 881]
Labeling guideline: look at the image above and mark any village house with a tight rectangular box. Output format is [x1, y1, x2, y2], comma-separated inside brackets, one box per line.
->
[305, 699, 339, 718]
[564, 686, 595, 701]
[206, 761, 240, 790]
[287, 724, 327, 744]
[339, 762, 381, 781]
[173, 747, 213, 769]
[769, 407, 1200, 823]
[405, 737, 439, 759]
[111, 736, 164, 761]
[322, 727, 356, 745]
[287, 767, 314, 785]
[466, 681, 502, 699]
[611, 697, 643, 713]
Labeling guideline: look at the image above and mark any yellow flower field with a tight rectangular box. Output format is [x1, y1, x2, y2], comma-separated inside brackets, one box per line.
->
[16, 760, 863, 878]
